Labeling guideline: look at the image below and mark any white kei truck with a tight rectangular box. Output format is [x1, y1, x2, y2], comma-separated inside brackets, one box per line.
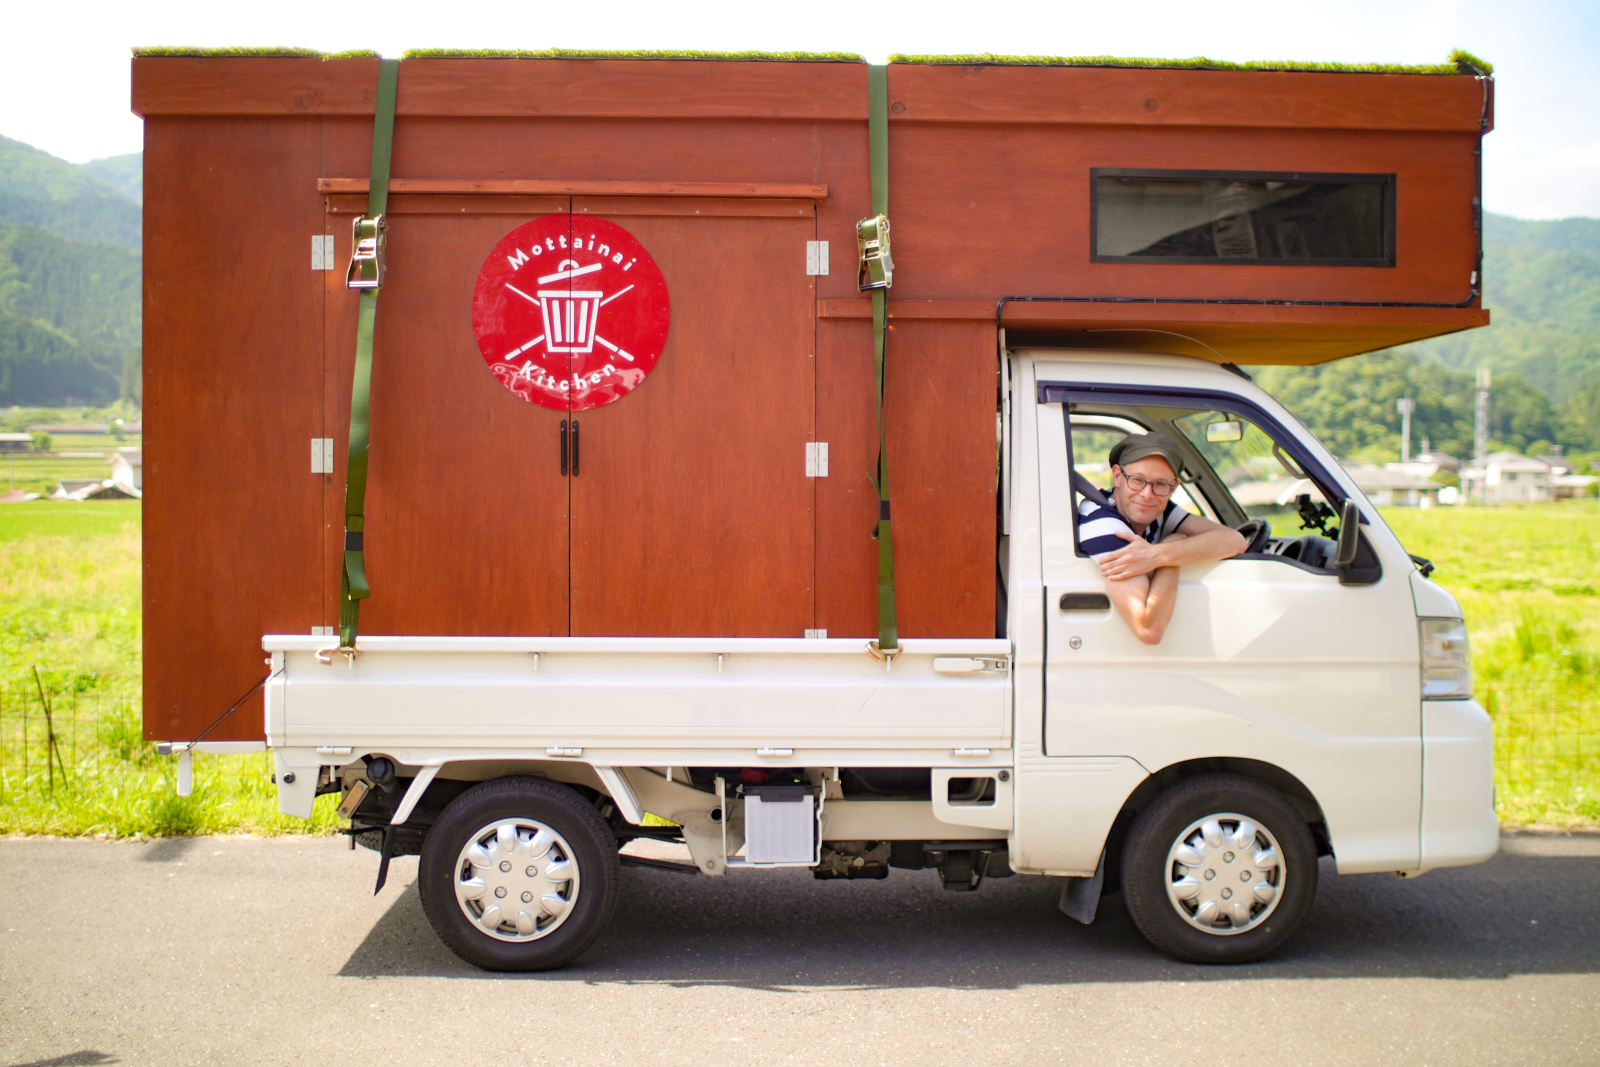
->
[253, 348, 1496, 971]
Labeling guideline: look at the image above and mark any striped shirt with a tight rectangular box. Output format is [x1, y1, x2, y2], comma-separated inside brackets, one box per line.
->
[1077, 491, 1189, 559]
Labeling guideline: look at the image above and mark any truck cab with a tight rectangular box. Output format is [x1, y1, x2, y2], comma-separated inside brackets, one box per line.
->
[1004, 351, 1495, 897]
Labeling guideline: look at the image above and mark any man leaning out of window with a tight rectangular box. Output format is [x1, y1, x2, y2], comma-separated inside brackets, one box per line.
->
[1078, 433, 1248, 645]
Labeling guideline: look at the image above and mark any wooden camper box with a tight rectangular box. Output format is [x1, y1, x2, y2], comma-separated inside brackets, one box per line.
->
[133, 53, 1491, 741]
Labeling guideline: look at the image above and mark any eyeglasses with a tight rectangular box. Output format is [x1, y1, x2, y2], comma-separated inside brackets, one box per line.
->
[1118, 471, 1178, 497]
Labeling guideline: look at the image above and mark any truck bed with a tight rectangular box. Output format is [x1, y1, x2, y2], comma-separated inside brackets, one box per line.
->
[264, 636, 1012, 757]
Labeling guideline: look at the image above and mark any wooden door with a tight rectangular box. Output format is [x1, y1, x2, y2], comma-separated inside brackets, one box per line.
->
[567, 198, 818, 636]
[324, 195, 572, 637]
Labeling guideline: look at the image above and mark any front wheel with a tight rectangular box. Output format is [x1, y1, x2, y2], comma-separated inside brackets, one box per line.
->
[419, 776, 619, 971]
[1120, 774, 1317, 964]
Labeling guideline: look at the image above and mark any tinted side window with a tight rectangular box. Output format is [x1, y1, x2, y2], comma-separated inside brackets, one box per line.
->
[1093, 170, 1394, 266]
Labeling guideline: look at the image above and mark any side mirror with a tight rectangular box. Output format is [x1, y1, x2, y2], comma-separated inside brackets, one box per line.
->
[1335, 499, 1360, 568]
[1333, 499, 1383, 585]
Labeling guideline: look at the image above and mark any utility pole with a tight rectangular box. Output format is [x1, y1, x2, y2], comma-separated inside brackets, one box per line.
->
[1474, 368, 1490, 464]
[1397, 395, 1415, 464]
[1474, 368, 1491, 503]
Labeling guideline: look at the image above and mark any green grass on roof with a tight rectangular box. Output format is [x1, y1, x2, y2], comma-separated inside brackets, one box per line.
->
[1448, 49, 1493, 75]
[402, 48, 865, 62]
[128, 46, 1490, 76]
[131, 46, 380, 59]
[887, 51, 1492, 75]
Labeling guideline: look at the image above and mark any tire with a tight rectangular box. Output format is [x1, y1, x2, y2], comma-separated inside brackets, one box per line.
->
[418, 776, 619, 972]
[1120, 774, 1317, 964]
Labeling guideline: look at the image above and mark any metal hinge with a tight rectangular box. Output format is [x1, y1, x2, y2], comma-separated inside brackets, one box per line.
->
[806, 240, 829, 276]
[805, 442, 829, 477]
[311, 234, 335, 271]
[311, 437, 333, 474]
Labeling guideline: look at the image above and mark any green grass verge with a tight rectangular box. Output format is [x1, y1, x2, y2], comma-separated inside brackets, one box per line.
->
[0, 500, 1590, 835]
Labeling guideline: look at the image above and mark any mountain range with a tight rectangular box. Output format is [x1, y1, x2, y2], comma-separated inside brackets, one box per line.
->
[0, 135, 140, 406]
[0, 134, 1596, 460]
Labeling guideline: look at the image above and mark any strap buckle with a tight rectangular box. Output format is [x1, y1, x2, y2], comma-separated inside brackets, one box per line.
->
[865, 640, 902, 669]
[347, 214, 388, 290]
[315, 644, 360, 669]
[856, 214, 894, 291]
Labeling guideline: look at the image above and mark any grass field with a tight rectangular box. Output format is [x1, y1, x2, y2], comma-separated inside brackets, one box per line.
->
[1384, 502, 1600, 826]
[0, 498, 1594, 835]
[0, 501, 337, 836]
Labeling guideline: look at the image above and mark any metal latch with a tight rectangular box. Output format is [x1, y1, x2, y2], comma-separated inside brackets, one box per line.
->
[855, 214, 893, 291]
[346, 214, 387, 290]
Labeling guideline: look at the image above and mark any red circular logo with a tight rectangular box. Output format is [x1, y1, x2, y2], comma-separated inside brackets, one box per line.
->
[471, 215, 670, 412]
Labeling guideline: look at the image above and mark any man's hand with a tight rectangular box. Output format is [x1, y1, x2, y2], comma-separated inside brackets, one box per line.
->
[1098, 530, 1178, 582]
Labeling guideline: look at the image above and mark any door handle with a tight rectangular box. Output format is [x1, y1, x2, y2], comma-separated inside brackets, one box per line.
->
[1059, 593, 1110, 611]
[571, 420, 579, 476]
[559, 419, 568, 476]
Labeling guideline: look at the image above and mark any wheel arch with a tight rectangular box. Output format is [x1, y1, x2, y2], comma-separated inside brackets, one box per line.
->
[1102, 756, 1331, 894]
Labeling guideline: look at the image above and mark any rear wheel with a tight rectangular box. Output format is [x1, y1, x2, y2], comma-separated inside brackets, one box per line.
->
[419, 776, 619, 971]
[1121, 774, 1316, 964]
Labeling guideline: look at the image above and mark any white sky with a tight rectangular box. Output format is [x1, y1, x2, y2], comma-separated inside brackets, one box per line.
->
[4, 0, 1596, 219]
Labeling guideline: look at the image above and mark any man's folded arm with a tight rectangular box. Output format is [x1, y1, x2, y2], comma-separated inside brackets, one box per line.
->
[1104, 568, 1180, 646]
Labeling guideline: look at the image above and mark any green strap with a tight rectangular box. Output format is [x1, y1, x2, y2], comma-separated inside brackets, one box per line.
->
[867, 64, 898, 652]
[338, 57, 399, 648]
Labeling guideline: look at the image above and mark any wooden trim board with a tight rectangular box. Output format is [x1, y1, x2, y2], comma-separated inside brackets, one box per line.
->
[318, 178, 828, 198]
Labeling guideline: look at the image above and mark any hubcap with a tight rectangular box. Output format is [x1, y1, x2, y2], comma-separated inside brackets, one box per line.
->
[1164, 812, 1284, 936]
[453, 818, 580, 942]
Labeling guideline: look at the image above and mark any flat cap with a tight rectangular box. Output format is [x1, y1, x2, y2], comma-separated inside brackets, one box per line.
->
[1109, 432, 1184, 477]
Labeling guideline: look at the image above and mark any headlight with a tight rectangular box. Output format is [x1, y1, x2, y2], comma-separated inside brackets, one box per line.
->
[1420, 617, 1472, 700]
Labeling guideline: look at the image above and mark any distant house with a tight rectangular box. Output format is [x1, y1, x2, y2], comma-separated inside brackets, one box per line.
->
[0, 432, 32, 453]
[1228, 476, 1310, 510]
[109, 449, 142, 491]
[0, 490, 41, 503]
[50, 478, 140, 501]
[1388, 449, 1459, 482]
[1460, 452, 1551, 504]
[1530, 452, 1598, 499]
[1552, 473, 1599, 500]
[1343, 463, 1442, 507]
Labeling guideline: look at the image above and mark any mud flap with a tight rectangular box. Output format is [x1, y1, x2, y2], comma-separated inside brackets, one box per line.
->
[1059, 848, 1106, 924]
[373, 826, 395, 896]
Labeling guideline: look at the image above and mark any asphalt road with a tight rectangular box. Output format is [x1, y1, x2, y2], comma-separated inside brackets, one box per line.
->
[1, 831, 1597, 1067]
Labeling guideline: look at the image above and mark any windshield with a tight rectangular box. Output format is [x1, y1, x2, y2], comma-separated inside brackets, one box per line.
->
[1173, 410, 1329, 518]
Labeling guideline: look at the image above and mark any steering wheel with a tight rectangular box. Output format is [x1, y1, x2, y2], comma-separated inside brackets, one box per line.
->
[1235, 518, 1272, 555]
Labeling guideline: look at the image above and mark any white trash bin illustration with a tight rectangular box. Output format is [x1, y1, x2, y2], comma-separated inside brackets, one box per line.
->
[537, 259, 604, 354]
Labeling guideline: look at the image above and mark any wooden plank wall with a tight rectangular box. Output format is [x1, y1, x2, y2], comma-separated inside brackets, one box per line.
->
[135, 57, 1490, 739]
